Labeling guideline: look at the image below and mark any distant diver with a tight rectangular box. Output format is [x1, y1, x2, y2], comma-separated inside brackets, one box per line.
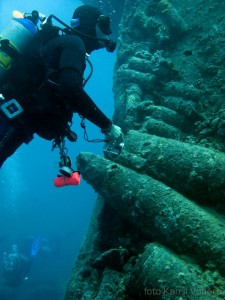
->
[1, 237, 43, 287]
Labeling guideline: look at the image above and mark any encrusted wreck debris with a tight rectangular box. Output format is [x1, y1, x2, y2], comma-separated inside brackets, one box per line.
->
[65, 0, 225, 299]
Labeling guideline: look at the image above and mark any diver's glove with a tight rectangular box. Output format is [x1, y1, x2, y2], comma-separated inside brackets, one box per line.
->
[103, 124, 124, 157]
[105, 124, 123, 141]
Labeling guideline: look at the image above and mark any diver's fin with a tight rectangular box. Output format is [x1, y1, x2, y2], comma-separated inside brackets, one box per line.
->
[31, 236, 43, 257]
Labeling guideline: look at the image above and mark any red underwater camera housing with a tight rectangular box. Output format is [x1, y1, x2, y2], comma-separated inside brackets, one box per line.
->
[54, 171, 81, 187]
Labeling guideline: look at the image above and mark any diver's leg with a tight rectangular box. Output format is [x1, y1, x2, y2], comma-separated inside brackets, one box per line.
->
[0, 117, 33, 167]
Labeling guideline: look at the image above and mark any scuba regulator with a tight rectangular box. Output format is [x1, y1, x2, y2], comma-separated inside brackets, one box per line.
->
[44, 14, 117, 53]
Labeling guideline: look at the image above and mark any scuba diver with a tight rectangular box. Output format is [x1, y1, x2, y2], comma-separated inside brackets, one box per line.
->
[1, 238, 42, 287]
[0, 5, 124, 179]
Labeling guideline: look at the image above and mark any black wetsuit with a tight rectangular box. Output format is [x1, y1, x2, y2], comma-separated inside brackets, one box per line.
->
[0, 33, 112, 167]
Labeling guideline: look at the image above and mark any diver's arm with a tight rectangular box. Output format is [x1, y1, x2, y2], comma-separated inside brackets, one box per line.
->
[57, 37, 112, 131]
[58, 68, 112, 130]
[72, 85, 112, 131]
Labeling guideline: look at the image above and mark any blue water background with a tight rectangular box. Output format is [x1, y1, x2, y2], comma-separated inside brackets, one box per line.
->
[0, 0, 115, 298]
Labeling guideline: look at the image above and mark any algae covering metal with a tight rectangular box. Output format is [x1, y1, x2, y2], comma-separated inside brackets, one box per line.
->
[65, 0, 225, 299]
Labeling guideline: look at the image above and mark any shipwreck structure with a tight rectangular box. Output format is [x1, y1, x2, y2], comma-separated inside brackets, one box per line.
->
[65, 0, 225, 299]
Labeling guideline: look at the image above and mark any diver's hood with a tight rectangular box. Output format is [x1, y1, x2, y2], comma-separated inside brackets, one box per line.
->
[71, 5, 114, 53]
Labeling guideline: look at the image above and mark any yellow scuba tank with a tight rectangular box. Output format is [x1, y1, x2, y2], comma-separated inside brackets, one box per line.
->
[0, 11, 38, 82]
